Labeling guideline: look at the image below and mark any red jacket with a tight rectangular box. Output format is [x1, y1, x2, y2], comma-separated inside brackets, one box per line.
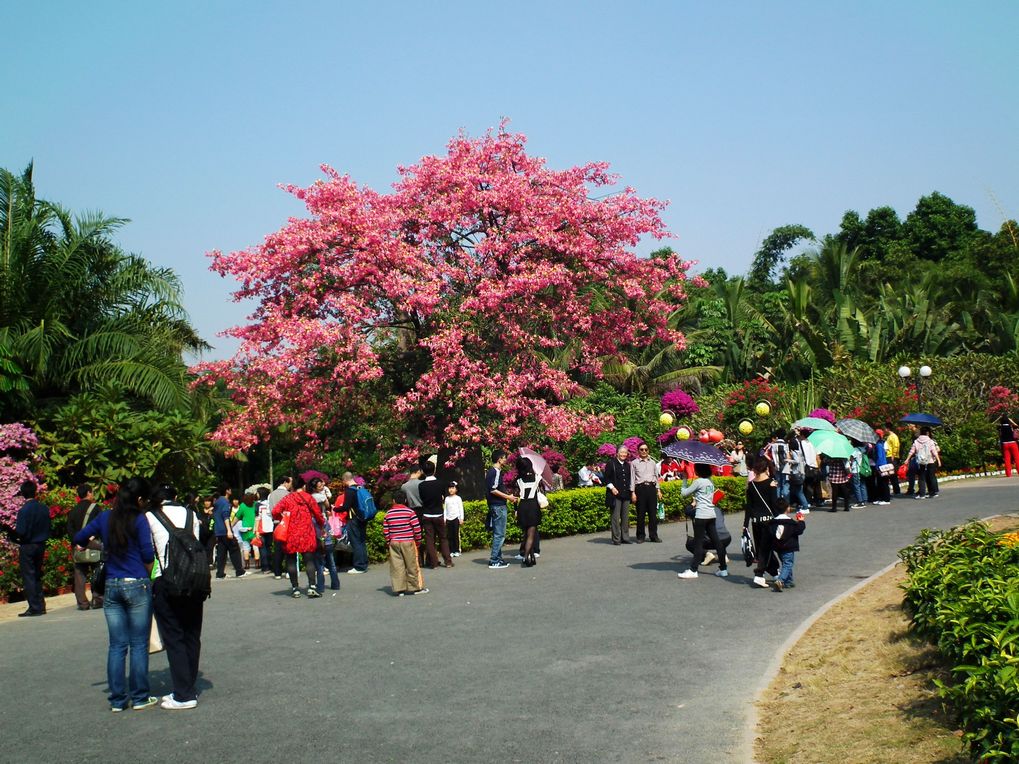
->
[272, 491, 325, 554]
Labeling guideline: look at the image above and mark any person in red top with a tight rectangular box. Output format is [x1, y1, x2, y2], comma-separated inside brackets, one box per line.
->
[382, 489, 427, 597]
[271, 476, 325, 599]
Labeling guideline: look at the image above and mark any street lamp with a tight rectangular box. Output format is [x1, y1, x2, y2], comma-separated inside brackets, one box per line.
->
[898, 364, 932, 412]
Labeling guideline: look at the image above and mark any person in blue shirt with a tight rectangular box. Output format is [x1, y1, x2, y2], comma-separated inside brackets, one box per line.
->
[14, 480, 51, 617]
[213, 484, 245, 578]
[74, 477, 158, 711]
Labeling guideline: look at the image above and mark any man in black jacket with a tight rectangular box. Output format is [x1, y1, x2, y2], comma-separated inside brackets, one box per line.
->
[604, 446, 634, 545]
[418, 461, 453, 568]
[15, 481, 51, 616]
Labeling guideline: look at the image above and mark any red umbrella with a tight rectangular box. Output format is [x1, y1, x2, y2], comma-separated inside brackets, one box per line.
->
[519, 447, 554, 489]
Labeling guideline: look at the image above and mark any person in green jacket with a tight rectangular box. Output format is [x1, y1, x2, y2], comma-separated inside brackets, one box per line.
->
[233, 493, 258, 569]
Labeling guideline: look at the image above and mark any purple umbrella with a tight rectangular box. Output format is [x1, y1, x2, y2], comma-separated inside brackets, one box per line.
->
[519, 447, 554, 489]
[300, 469, 330, 484]
[661, 440, 729, 466]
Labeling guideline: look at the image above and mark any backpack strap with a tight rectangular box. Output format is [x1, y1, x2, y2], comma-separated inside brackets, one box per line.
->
[82, 502, 99, 528]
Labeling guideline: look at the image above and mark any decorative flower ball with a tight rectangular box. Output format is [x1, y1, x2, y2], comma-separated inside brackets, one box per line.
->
[659, 412, 674, 427]
[738, 419, 754, 436]
[755, 400, 771, 416]
[676, 427, 691, 441]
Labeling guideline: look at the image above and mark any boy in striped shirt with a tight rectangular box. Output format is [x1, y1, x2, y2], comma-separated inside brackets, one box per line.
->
[383, 489, 427, 596]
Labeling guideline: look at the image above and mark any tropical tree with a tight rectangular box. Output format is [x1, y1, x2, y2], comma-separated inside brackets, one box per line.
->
[198, 126, 694, 495]
[0, 163, 207, 416]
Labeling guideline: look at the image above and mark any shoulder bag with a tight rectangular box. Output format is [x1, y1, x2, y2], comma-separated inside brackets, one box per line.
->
[73, 504, 104, 564]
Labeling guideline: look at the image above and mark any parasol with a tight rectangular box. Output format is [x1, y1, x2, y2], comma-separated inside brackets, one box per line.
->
[835, 418, 878, 444]
[661, 440, 729, 466]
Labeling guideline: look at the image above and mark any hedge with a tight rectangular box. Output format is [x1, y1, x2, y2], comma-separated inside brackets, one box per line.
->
[362, 477, 747, 563]
[899, 522, 1019, 761]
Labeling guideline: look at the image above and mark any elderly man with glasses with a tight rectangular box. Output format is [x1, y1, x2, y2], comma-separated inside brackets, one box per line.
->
[631, 443, 663, 543]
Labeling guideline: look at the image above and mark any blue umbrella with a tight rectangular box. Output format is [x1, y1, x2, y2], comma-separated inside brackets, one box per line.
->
[661, 440, 729, 466]
[899, 412, 944, 427]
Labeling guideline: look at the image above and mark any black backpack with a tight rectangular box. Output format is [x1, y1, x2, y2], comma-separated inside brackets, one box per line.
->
[152, 508, 211, 600]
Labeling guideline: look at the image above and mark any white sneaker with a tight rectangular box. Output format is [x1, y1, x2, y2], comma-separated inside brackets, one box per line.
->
[702, 551, 717, 566]
[715, 570, 729, 578]
[513, 553, 525, 560]
[799, 508, 810, 515]
[346, 569, 365, 575]
[677, 569, 698, 579]
[160, 696, 197, 710]
[451, 552, 461, 557]
[752, 576, 769, 588]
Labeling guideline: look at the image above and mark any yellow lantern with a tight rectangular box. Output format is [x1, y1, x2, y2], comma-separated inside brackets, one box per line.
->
[659, 412, 675, 427]
[754, 400, 771, 417]
[738, 418, 754, 436]
[676, 426, 691, 441]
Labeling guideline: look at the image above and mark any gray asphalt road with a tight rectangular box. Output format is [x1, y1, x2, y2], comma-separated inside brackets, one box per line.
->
[1, 478, 1016, 764]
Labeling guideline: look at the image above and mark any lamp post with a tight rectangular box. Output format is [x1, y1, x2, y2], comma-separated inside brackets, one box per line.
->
[898, 364, 932, 412]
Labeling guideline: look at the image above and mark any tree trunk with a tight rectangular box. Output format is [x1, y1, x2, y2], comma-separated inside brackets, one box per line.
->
[436, 445, 486, 502]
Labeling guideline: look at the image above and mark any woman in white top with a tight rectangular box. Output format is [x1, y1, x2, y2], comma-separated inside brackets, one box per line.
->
[514, 457, 543, 568]
[444, 482, 465, 557]
[677, 464, 728, 579]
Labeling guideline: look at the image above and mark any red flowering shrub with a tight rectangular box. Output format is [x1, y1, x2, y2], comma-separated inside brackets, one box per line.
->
[987, 386, 1019, 420]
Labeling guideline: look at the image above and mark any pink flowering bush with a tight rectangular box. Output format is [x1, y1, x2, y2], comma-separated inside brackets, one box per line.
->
[657, 427, 678, 444]
[195, 124, 692, 478]
[0, 423, 39, 532]
[622, 436, 645, 455]
[660, 389, 699, 418]
[987, 386, 1019, 419]
[808, 407, 837, 424]
[596, 442, 618, 458]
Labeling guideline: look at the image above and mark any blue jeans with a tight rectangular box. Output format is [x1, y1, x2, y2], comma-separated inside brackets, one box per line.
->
[790, 479, 809, 511]
[104, 578, 153, 708]
[347, 516, 368, 572]
[775, 473, 789, 501]
[777, 551, 795, 586]
[851, 473, 868, 503]
[322, 547, 340, 590]
[489, 504, 508, 563]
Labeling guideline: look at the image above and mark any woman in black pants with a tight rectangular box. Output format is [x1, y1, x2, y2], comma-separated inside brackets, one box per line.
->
[743, 457, 777, 588]
[826, 457, 853, 512]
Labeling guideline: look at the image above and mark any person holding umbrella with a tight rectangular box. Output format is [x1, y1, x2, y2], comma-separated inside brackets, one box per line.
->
[677, 464, 728, 580]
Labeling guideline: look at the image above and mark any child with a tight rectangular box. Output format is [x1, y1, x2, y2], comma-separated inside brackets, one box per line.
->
[444, 482, 464, 557]
[767, 498, 805, 592]
[382, 489, 427, 596]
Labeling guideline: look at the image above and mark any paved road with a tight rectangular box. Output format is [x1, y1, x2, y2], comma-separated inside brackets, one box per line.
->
[1, 478, 1016, 764]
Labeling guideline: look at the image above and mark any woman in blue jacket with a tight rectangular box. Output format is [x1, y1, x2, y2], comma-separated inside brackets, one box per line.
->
[74, 477, 156, 712]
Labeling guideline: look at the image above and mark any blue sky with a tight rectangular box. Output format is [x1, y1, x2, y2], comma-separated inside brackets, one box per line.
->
[3, 1, 1017, 360]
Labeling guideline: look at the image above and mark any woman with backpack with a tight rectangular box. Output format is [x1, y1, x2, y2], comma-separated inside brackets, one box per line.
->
[73, 477, 157, 712]
[906, 426, 941, 499]
[147, 484, 207, 710]
[786, 435, 810, 514]
[272, 476, 326, 598]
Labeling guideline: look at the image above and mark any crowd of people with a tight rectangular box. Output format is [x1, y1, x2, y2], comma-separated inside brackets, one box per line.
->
[2, 414, 995, 710]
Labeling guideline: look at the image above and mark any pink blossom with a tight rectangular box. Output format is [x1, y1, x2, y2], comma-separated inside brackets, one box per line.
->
[660, 389, 699, 417]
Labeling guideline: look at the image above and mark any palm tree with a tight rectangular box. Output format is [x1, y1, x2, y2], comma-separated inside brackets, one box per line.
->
[0, 163, 208, 414]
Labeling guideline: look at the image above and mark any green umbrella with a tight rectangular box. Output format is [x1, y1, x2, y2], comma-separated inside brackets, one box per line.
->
[807, 430, 854, 459]
[791, 416, 837, 432]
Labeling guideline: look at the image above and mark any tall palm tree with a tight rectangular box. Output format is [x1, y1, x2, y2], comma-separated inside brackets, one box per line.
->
[0, 163, 208, 414]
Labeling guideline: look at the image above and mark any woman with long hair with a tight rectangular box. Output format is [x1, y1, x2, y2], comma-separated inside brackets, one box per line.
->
[514, 457, 542, 568]
[271, 476, 325, 598]
[73, 477, 157, 711]
[743, 457, 778, 588]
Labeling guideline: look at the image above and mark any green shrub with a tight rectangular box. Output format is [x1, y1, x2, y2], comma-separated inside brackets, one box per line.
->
[899, 522, 1019, 761]
[362, 477, 747, 563]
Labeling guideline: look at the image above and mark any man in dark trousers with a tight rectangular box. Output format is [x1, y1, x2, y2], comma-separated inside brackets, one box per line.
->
[66, 484, 103, 610]
[16, 481, 51, 616]
[604, 446, 634, 545]
[213, 485, 245, 578]
[418, 461, 453, 568]
[631, 443, 663, 543]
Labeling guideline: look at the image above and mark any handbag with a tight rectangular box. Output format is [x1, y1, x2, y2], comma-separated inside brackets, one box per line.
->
[73, 504, 104, 564]
[878, 463, 895, 476]
[149, 615, 164, 654]
[274, 511, 290, 543]
[536, 490, 549, 510]
[740, 526, 756, 567]
[656, 501, 665, 520]
[91, 560, 107, 597]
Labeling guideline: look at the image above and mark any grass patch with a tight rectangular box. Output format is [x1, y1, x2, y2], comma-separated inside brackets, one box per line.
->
[755, 515, 1019, 764]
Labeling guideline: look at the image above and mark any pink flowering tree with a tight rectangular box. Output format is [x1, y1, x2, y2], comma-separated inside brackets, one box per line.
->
[196, 125, 692, 498]
[0, 423, 39, 572]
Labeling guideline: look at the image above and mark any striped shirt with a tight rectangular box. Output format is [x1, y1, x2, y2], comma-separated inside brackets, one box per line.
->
[382, 504, 422, 544]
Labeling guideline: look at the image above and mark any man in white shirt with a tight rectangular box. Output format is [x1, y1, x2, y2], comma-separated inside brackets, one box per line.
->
[577, 460, 601, 487]
[147, 484, 207, 710]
